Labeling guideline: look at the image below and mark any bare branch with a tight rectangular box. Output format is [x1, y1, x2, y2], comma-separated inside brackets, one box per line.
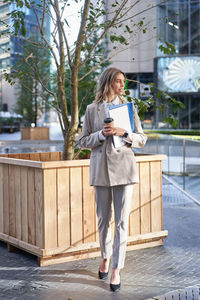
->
[114, 0, 169, 26]
[79, 0, 129, 69]
[23, 55, 54, 98]
[78, 93, 89, 114]
[50, 0, 73, 69]
[30, 1, 59, 68]
[74, 0, 90, 67]
[72, 147, 82, 160]
[41, 0, 46, 32]
[52, 93, 65, 137]
[53, 0, 69, 131]
[17, 79, 39, 95]
[51, 32, 59, 51]
[79, 45, 130, 81]
[114, 0, 141, 21]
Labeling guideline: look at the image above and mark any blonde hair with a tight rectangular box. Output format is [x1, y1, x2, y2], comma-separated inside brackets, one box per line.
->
[94, 67, 126, 103]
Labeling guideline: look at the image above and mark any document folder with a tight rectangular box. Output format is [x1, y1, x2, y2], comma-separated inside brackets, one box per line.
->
[109, 102, 134, 148]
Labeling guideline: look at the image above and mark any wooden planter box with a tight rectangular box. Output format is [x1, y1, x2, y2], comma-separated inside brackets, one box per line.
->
[21, 127, 50, 140]
[0, 152, 168, 266]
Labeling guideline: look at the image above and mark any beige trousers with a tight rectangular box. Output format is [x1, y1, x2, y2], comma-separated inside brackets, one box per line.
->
[94, 184, 133, 269]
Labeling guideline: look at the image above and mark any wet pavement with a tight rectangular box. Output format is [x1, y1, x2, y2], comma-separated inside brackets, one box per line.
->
[0, 176, 200, 300]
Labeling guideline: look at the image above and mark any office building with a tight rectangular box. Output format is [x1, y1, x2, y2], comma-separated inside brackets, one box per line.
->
[0, 0, 50, 112]
[109, 0, 200, 129]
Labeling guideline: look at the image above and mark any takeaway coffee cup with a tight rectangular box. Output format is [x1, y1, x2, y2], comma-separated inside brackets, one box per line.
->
[104, 117, 114, 127]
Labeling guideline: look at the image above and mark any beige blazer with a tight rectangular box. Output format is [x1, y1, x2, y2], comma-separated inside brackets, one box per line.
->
[79, 101, 147, 186]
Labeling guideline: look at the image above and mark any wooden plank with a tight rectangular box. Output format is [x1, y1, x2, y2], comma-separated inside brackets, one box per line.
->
[30, 153, 41, 161]
[0, 164, 3, 233]
[70, 167, 83, 246]
[39, 250, 101, 267]
[135, 154, 166, 162]
[35, 169, 44, 248]
[50, 152, 61, 162]
[15, 166, 21, 240]
[129, 182, 140, 236]
[140, 162, 151, 234]
[27, 167, 36, 245]
[127, 230, 168, 244]
[39, 239, 163, 267]
[59, 152, 63, 160]
[126, 240, 163, 253]
[8, 154, 19, 159]
[0, 232, 43, 256]
[9, 165, 16, 237]
[40, 152, 50, 162]
[82, 166, 96, 243]
[0, 157, 42, 168]
[42, 230, 168, 256]
[19, 153, 30, 160]
[41, 159, 90, 169]
[57, 168, 70, 247]
[3, 164, 9, 235]
[21, 167, 28, 243]
[21, 127, 30, 139]
[21, 127, 49, 140]
[150, 161, 162, 232]
[43, 169, 57, 249]
[0, 155, 167, 169]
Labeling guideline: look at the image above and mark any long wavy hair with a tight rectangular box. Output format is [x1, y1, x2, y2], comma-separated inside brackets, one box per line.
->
[94, 67, 126, 103]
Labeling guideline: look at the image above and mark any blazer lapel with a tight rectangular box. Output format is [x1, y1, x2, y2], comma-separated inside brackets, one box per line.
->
[97, 101, 107, 128]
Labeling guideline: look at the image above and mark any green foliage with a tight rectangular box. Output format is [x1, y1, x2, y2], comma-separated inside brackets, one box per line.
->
[110, 34, 128, 45]
[124, 82, 185, 128]
[6, 36, 51, 126]
[74, 148, 91, 159]
[8, 10, 26, 36]
[158, 41, 176, 55]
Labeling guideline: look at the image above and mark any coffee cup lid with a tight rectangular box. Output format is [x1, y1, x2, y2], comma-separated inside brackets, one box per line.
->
[104, 117, 114, 123]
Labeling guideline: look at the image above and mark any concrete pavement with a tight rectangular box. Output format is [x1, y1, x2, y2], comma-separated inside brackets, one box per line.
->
[0, 176, 200, 300]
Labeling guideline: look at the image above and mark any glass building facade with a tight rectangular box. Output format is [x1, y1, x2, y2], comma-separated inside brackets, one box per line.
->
[0, 0, 50, 111]
[156, 0, 200, 129]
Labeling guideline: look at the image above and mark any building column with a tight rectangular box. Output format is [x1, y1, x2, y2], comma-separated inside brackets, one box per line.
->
[188, 95, 191, 129]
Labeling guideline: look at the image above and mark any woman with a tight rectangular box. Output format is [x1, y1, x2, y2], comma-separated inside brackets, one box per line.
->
[79, 67, 147, 291]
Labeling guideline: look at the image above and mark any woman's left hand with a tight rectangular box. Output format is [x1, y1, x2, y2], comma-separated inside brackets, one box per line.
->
[113, 127, 126, 136]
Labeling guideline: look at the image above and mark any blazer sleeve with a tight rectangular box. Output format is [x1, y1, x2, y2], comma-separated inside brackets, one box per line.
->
[79, 105, 103, 149]
[130, 104, 147, 148]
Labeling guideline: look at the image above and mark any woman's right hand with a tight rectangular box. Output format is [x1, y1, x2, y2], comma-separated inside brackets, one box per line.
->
[102, 125, 113, 137]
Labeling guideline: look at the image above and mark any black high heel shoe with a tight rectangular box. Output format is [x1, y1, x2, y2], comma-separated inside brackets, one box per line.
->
[98, 270, 109, 279]
[110, 281, 121, 292]
[110, 274, 121, 292]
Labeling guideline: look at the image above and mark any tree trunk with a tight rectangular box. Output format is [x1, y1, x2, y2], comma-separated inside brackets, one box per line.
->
[62, 70, 79, 160]
[61, 1, 90, 160]
[62, 127, 77, 160]
[34, 80, 38, 127]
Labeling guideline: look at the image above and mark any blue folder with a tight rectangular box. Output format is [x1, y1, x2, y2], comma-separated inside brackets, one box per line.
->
[109, 102, 134, 132]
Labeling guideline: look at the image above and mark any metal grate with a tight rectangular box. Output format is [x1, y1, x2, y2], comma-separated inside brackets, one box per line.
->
[150, 286, 200, 300]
